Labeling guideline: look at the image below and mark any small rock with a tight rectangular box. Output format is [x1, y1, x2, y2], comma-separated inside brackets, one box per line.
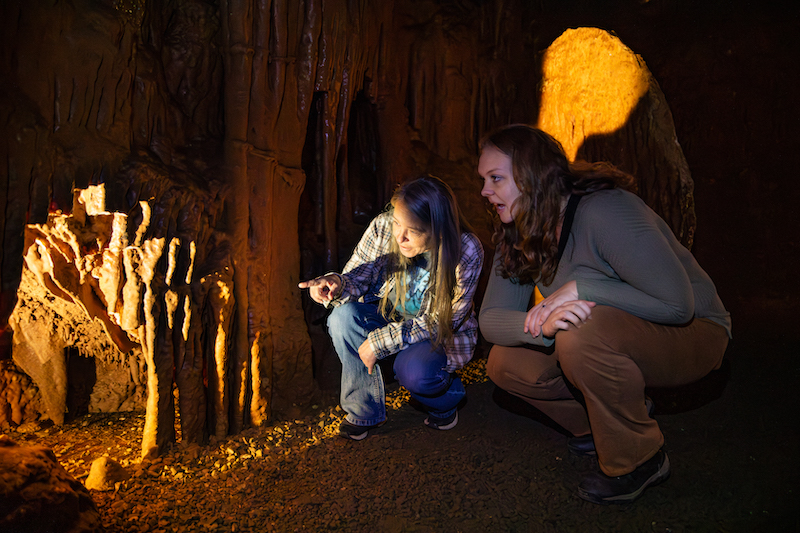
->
[85, 456, 131, 491]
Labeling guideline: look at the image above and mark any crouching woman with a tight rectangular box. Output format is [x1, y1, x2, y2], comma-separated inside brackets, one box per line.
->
[300, 175, 484, 440]
[477, 124, 731, 504]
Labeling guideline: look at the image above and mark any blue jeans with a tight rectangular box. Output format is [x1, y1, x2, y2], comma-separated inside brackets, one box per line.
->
[327, 302, 466, 426]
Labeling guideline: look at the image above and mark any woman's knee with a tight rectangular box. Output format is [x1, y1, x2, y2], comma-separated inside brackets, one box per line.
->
[556, 307, 627, 381]
[394, 345, 447, 395]
[326, 303, 357, 332]
[488, 345, 564, 395]
[327, 303, 376, 344]
[486, 345, 516, 388]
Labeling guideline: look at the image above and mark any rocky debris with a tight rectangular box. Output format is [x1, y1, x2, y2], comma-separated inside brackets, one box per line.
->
[0, 435, 104, 533]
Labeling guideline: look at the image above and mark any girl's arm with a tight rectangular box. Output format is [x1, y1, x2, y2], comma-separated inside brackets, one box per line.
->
[326, 214, 392, 307]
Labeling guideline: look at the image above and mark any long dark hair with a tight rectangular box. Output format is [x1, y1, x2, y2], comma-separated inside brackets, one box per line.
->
[480, 124, 635, 285]
[379, 175, 471, 346]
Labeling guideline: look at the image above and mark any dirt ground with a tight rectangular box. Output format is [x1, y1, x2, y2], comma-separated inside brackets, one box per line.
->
[9, 297, 799, 532]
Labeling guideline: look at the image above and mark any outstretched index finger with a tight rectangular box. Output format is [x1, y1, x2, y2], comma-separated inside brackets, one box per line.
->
[298, 278, 322, 289]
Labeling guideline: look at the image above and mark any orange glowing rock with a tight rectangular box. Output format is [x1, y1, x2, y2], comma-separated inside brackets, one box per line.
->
[537, 27, 650, 160]
[536, 27, 696, 248]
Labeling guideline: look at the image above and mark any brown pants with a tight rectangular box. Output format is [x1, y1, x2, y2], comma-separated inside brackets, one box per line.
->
[486, 306, 729, 476]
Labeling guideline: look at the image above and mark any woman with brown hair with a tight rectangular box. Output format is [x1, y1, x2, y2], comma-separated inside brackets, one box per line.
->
[477, 124, 731, 504]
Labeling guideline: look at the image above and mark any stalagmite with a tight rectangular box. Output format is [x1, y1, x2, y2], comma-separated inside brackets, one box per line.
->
[205, 273, 235, 439]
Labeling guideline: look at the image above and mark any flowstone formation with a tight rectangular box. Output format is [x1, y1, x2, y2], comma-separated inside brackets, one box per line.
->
[537, 27, 696, 248]
[8, 176, 234, 457]
[10, 187, 145, 427]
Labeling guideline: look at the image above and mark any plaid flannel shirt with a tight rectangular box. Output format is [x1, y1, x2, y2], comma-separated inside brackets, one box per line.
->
[327, 212, 484, 372]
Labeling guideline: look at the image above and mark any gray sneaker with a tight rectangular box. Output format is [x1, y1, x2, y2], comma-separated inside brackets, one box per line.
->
[578, 449, 671, 504]
[338, 419, 385, 440]
[424, 411, 458, 430]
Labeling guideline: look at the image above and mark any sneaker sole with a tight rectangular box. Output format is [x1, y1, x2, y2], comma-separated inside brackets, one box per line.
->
[424, 411, 458, 430]
[579, 453, 671, 505]
[339, 429, 369, 441]
[338, 420, 385, 440]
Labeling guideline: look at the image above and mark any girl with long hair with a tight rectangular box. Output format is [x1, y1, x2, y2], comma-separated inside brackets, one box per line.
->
[477, 124, 731, 504]
[300, 175, 483, 439]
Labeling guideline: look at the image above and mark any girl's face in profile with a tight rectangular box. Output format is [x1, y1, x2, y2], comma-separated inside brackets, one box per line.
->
[478, 145, 522, 224]
[392, 201, 430, 258]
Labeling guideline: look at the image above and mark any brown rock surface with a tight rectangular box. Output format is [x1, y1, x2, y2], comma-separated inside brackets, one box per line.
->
[0, 435, 103, 533]
[0, 360, 43, 428]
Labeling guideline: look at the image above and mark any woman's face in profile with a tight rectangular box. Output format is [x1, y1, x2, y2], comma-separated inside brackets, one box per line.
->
[392, 201, 431, 258]
[478, 145, 521, 224]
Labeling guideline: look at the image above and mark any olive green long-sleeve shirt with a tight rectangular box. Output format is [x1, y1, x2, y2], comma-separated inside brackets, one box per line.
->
[479, 189, 732, 347]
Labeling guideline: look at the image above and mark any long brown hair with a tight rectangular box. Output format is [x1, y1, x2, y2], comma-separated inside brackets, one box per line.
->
[379, 175, 472, 346]
[480, 124, 635, 286]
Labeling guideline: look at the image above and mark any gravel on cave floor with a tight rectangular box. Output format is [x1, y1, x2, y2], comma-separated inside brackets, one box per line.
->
[7, 341, 799, 532]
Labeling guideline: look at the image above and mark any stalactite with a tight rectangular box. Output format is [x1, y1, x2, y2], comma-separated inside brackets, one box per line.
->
[260, 162, 313, 415]
[175, 288, 205, 446]
[140, 251, 170, 457]
[319, 92, 339, 271]
[249, 330, 270, 427]
[243, 150, 275, 426]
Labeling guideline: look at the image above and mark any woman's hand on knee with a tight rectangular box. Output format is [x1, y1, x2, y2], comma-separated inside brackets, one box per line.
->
[298, 274, 341, 304]
[540, 300, 595, 338]
[358, 339, 379, 374]
[524, 281, 580, 337]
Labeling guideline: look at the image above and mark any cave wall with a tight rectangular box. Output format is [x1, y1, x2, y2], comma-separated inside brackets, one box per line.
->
[0, 0, 742, 453]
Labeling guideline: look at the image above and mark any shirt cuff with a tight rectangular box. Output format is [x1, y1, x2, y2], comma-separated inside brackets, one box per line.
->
[367, 329, 393, 360]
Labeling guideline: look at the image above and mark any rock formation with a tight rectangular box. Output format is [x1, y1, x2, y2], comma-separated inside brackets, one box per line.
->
[84, 456, 131, 492]
[1, 0, 696, 457]
[537, 27, 696, 247]
[0, 435, 104, 533]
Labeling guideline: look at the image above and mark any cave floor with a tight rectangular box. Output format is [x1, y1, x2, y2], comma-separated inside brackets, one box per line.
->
[10, 308, 800, 533]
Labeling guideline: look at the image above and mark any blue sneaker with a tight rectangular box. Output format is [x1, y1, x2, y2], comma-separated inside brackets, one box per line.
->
[424, 411, 458, 430]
